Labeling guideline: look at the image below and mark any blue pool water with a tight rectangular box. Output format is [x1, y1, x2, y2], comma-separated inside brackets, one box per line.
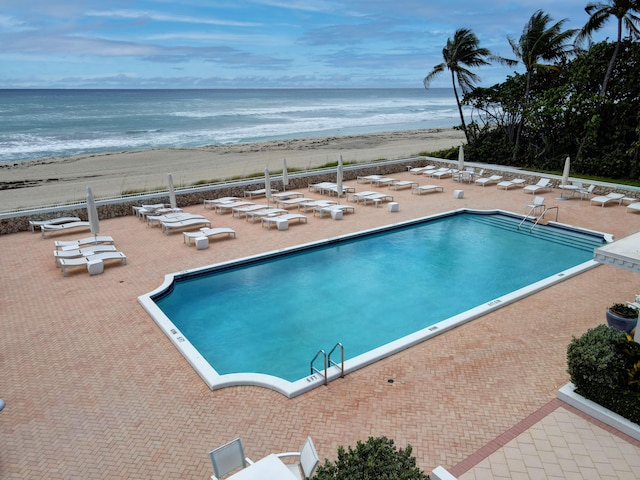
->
[151, 211, 606, 384]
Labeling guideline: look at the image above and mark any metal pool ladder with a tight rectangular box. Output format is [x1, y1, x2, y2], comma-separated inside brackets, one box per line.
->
[310, 342, 345, 385]
[518, 205, 559, 231]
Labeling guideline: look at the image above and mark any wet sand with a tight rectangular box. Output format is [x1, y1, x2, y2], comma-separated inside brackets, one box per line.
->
[0, 128, 465, 211]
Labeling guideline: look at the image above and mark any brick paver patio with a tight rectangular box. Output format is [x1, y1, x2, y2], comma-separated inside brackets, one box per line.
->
[2, 169, 640, 479]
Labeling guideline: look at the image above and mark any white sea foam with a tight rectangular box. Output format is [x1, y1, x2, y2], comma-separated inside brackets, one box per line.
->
[0, 88, 460, 162]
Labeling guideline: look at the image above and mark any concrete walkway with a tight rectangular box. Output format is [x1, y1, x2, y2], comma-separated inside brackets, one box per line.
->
[2, 168, 640, 479]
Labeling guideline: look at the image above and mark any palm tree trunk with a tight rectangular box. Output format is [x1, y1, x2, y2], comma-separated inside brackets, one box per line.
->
[576, 21, 623, 162]
[512, 71, 532, 162]
[601, 19, 623, 95]
[451, 71, 468, 143]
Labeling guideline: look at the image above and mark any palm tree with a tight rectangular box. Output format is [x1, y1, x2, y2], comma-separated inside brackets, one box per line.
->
[423, 28, 491, 144]
[576, 0, 640, 95]
[507, 10, 576, 161]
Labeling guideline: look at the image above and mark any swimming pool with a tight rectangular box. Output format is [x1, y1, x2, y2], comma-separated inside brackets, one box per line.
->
[139, 209, 610, 397]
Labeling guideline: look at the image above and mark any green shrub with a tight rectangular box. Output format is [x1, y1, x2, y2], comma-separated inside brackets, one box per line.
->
[567, 324, 640, 424]
[312, 436, 429, 480]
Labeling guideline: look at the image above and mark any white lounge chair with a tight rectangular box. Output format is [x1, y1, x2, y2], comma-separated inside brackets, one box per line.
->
[361, 192, 394, 206]
[423, 167, 448, 177]
[41, 221, 91, 238]
[496, 179, 526, 190]
[54, 236, 115, 250]
[59, 251, 127, 277]
[147, 212, 204, 227]
[214, 201, 255, 214]
[307, 182, 335, 193]
[245, 208, 287, 223]
[627, 202, 640, 214]
[133, 204, 166, 218]
[408, 165, 435, 174]
[411, 185, 444, 195]
[349, 191, 378, 203]
[275, 197, 314, 209]
[275, 437, 319, 480]
[625, 202, 640, 213]
[29, 216, 81, 232]
[161, 218, 212, 235]
[183, 228, 236, 245]
[389, 180, 419, 190]
[272, 191, 304, 200]
[133, 203, 179, 219]
[232, 204, 269, 218]
[53, 244, 117, 267]
[209, 438, 253, 480]
[590, 192, 625, 207]
[370, 177, 396, 187]
[297, 200, 337, 212]
[427, 168, 455, 179]
[261, 213, 307, 230]
[357, 174, 383, 184]
[324, 184, 355, 196]
[475, 175, 503, 187]
[523, 178, 551, 194]
[243, 188, 277, 199]
[313, 204, 355, 218]
[203, 197, 240, 209]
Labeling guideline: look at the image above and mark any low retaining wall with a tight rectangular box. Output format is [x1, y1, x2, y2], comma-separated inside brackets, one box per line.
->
[1, 156, 636, 234]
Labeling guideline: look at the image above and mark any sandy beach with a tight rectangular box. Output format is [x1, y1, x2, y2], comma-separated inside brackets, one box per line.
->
[0, 128, 464, 211]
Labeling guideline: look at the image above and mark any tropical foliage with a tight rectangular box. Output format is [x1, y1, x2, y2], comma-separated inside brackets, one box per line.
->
[312, 436, 429, 480]
[423, 28, 491, 144]
[423, 4, 640, 182]
[567, 325, 640, 424]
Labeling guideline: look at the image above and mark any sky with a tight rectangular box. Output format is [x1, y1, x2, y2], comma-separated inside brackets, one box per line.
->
[0, 1, 619, 89]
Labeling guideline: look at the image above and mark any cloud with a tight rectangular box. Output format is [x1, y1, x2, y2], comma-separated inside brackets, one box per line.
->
[86, 9, 261, 27]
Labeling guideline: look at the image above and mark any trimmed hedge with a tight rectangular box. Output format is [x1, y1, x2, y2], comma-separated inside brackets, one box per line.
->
[312, 436, 429, 480]
[567, 324, 640, 424]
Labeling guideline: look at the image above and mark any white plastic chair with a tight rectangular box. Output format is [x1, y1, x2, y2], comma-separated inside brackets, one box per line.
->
[578, 184, 595, 200]
[525, 196, 546, 216]
[209, 438, 253, 480]
[276, 436, 319, 479]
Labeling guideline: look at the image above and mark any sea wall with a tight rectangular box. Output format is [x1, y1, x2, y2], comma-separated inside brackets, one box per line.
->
[0, 157, 634, 235]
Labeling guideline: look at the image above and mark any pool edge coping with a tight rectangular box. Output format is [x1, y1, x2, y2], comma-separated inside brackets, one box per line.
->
[137, 208, 610, 398]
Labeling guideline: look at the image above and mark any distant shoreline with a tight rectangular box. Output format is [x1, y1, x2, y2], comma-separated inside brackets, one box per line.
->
[0, 128, 465, 212]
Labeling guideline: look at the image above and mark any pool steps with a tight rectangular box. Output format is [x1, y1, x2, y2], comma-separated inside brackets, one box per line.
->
[468, 214, 606, 253]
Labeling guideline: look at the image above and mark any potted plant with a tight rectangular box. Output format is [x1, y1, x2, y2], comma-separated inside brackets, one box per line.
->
[606, 303, 639, 333]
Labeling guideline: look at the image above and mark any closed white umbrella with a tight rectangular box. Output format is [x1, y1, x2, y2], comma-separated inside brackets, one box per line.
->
[336, 154, 344, 202]
[282, 158, 289, 191]
[168, 173, 177, 210]
[561, 156, 570, 186]
[86, 186, 100, 242]
[458, 145, 465, 172]
[264, 167, 272, 206]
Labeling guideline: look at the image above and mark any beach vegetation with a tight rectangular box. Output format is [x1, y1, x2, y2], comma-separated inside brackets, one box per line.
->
[505, 10, 577, 162]
[462, 36, 640, 182]
[423, 28, 493, 145]
[576, 0, 640, 96]
[312, 436, 429, 480]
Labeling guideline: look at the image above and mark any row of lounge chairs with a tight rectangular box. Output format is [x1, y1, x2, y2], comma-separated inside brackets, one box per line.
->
[133, 203, 181, 220]
[48, 234, 126, 277]
[134, 209, 214, 235]
[205, 197, 312, 230]
[409, 165, 640, 207]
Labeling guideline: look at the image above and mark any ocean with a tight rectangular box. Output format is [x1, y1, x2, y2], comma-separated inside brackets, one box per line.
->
[0, 88, 458, 163]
